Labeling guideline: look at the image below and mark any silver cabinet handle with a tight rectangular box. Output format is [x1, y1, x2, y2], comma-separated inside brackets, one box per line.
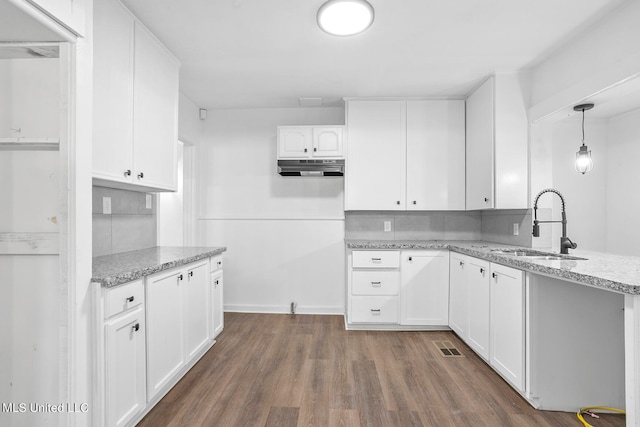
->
[371, 281, 382, 287]
[126, 296, 134, 303]
[132, 323, 140, 332]
[371, 257, 382, 263]
[137, 172, 144, 179]
[124, 169, 131, 177]
[370, 309, 381, 314]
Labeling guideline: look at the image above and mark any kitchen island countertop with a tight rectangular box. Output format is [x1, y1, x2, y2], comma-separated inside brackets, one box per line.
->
[92, 246, 227, 287]
[346, 240, 640, 295]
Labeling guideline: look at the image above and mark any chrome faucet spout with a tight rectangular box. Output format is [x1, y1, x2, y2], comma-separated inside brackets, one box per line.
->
[532, 188, 578, 255]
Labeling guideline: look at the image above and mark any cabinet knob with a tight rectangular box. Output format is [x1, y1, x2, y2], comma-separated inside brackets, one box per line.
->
[178, 274, 183, 281]
[124, 169, 131, 177]
[408, 256, 413, 261]
[217, 261, 222, 267]
[137, 172, 144, 179]
[459, 261, 464, 267]
[480, 267, 485, 274]
[132, 323, 140, 332]
[126, 296, 134, 303]
[412, 201, 417, 205]
[492, 272, 497, 279]
[189, 271, 194, 277]
[313, 147, 317, 152]
[304, 148, 308, 153]
[214, 280, 219, 286]
[396, 201, 400, 205]
[484, 197, 489, 202]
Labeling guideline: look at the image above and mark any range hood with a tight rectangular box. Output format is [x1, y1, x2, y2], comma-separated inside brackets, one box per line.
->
[278, 159, 344, 176]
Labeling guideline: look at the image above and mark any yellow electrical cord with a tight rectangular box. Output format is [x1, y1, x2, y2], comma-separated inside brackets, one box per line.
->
[576, 406, 626, 426]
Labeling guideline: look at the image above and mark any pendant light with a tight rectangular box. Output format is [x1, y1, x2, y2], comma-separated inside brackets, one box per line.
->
[317, 0, 375, 36]
[573, 103, 594, 174]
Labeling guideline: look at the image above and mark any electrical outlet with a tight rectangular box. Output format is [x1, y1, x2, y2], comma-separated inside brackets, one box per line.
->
[102, 197, 111, 215]
[384, 220, 392, 232]
[513, 223, 519, 236]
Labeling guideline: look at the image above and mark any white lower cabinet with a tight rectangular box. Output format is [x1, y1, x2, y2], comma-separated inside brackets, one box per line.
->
[447, 254, 526, 393]
[448, 252, 468, 337]
[347, 249, 449, 328]
[466, 257, 491, 360]
[210, 256, 224, 339]
[99, 279, 146, 427]
[146, 259, 209, 400]
[400, 250, 449, 326]
[490, 263, 525, 392]
[105, 306, 146, 427]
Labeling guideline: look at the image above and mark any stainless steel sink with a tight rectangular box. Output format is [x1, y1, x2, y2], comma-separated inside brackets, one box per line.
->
[491, 249, 587, 261]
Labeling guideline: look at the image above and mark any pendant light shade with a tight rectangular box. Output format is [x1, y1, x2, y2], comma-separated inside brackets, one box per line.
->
[317, 0, 375, 36]
[573, 103, 594, 175]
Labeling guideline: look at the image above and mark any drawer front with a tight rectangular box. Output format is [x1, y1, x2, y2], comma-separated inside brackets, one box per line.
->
[210, 254, 223, 272]
[350, 296, 399, 323]
[104, 279, 144, 318]
[352, 250, 400, 269]
[352, 270, 400, 295]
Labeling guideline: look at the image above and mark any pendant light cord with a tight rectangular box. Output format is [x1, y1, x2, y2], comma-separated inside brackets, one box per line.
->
[581, 108, 586, 146]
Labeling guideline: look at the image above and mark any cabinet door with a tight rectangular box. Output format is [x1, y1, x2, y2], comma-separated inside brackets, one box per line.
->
[312, 127, 343, 157]
[146, 268, 184, 399]
[466, 257, 490, 359]
[184, 261, 210, 360]
[490, 263, 525, 391]
[448, 253, 468, 338]
[406, 101, 465, 210]
[93, 0, 135, 184]
[346, 101, 406, 210]
[466, 77, 494, 210]
[277, 126, 312, 158]
[133, 22, 179, 190]
[105, 307, 146, 427]
[400, 250, 449, 326]
[210, 270, 224, 338]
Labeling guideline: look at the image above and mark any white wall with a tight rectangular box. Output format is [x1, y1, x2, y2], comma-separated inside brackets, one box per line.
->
[198, 107, 346, 314]
[529, 0, 640, 121]
[606, 108, 640, 256]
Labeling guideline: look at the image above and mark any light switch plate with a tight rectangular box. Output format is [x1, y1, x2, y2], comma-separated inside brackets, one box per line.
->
[102, 197, 111, 215]
[146, 194, 152, 209]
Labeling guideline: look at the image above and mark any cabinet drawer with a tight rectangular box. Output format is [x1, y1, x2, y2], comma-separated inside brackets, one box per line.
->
[350, 296, 399, 323]
[210, 255, 223, 272]
[104, 279, 144, 319]
[352, 270, 400, 295]
[352, 251, 400, 269]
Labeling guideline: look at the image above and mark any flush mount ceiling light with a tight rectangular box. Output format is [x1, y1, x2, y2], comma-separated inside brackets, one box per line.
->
[574, 103, 595, 174]
[317, 0, 375, 36]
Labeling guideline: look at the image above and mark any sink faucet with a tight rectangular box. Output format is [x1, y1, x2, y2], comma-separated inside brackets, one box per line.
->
[532, 188, 578, 255]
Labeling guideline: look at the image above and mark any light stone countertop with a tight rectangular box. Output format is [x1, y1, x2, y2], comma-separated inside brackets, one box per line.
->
[346, 240, 640, 295]
[92, 246, 227, 287]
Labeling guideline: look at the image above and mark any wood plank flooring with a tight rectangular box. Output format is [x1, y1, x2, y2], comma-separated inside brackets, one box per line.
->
[137, 313, 624, 427]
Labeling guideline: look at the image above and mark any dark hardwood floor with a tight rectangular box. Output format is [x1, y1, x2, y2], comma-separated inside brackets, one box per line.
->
[137, 313, 624, 427]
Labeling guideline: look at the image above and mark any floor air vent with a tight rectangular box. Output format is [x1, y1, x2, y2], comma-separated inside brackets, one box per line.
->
[433, 340, 464, 357]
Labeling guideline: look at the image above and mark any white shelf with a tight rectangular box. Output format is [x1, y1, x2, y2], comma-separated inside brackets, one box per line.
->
[0, 138, 60, 151]
[0, 232, 59, 255]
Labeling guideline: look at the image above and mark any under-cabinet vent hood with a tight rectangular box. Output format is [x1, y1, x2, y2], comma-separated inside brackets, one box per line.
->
[278, 159, 344, 177]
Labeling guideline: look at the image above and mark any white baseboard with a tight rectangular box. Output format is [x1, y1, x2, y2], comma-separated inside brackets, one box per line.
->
[224, 304, 344, 315]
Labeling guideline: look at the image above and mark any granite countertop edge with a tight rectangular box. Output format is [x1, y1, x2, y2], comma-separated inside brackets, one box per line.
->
[92, 246, 227, 288]
[345, 240, 640, 296]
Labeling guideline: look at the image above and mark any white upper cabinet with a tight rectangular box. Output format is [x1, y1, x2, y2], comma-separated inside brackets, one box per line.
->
[466, 74, 528, 210]
[312, 126, 343, 157]
[346, 100, 406, 210]
[277, 125, 343, 158]
[132, 22, 179, 190]
[345, 99, 465, 211]
[93, 0, 179, 192]
[406, 100, 465, 210]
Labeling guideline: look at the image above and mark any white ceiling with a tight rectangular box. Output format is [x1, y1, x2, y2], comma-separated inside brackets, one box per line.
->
[120, 0, 626, 109]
